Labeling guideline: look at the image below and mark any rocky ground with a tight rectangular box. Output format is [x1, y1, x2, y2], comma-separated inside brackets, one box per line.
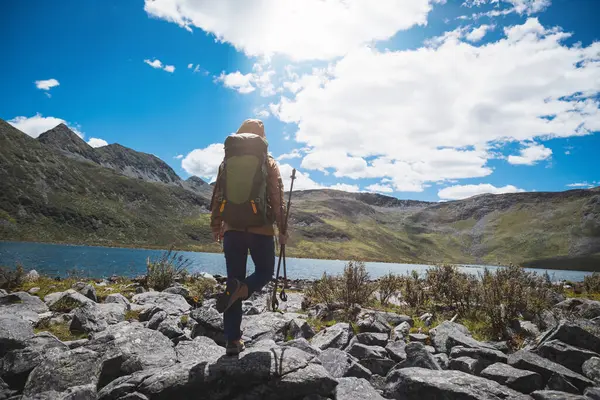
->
[1, 273, 600, 400]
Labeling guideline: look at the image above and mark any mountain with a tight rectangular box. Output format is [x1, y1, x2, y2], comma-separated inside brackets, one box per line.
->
[1, 118, 599, 270]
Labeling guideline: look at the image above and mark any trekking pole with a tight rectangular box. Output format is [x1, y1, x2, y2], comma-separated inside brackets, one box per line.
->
[271, 168, 296, 311]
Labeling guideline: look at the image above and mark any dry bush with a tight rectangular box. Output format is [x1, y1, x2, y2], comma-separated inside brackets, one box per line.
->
[304, 272, 339, 309]
[0, 264, 26, 290]
[426, 264, 480, 316]
[146, 247, 191, 291]
[187, 274, 218, 306]
[379, 272, 402, 306]
[584, 272, 600, 294]
[400, 270, 427, 310]
[339, 260, 377, 308]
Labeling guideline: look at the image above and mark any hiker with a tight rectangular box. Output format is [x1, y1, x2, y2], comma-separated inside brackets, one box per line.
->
[210, 119, 288, 356]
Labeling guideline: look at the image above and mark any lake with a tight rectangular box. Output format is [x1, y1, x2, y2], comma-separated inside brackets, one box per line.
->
[0, 241, 594, 282]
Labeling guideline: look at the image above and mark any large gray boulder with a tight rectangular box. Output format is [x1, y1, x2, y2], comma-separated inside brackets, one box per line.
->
[317, 348, 372, 379]
[554, 298, 600, 320]
[433, 353, 450, 370]
[384, 367, 532, 399]
[390, 341, 441, 371]
[1, 332, 69, 390]
[538, 320, 600, 354]
[86, 321, 177, 387]
[536, 340, 599, 374]
[449, 356, 483, 375]
[481, 362, 543, 394]
[0, 291, 49, 323]
[147, 310, 168, 330]
[530, 390, 586, 399]
[584, 387, 600, 400]
[392, 321, 411, 341]
[281, 338, 322, 357]
[97, 303, 127, 325]
[385, 340, 407, 363]
[131, 291, 190, 315]
[0, 314, 35, 356]
[508, 350, 594, 393]
[311, 322, 353, 350]
[335, 377, 385, 400]
[104, 293, 131, 310]
[345, 342, 394, 376]
[241, 312, 291, 342]
[288, 318, 315, 340]
[22, 347, 102, 397]
[450, 345, 508, 372]
[430, 321, 496, 354]
[70, 302, 109, 334]
[547, 372, 580, 394]
[582, 357, 600, 384]
[47, 290, 95, 313]
[72, 282, 98, 302]
[174, 335, 225, 364]
[163, 285, 190, 298]
[157, 317, 185, 340]
[350, 332, 389, 348]
[190, 305, 226, 345]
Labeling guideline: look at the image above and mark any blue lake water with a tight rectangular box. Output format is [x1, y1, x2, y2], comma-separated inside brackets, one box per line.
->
[0, 241, 594, 282]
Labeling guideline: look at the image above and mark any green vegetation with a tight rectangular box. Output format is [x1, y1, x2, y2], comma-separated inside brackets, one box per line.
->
[125, 309, 142, 321]
[0, 264, 26, 290]
[34, 321, 87, 342]
[145, 247, 191, 291]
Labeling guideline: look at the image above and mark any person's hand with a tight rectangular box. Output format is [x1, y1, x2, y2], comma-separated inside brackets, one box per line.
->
[279, 231, 289, 245]
[213, 229, 221, 243]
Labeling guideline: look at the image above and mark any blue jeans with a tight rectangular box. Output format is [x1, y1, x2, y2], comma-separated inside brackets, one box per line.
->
[223, 230, 275, 341]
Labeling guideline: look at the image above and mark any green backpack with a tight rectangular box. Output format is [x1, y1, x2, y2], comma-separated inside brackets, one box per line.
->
[216, 133, 270, 229]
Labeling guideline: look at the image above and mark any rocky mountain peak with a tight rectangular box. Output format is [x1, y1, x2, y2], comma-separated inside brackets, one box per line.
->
[37, 123, 99, 163]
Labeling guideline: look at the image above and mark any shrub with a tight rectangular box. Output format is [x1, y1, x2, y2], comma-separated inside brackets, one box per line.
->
[146, 247, 191, 291]
[339, 260, 377, 308]
[426, 265, 480, 316]
[0, 264, 26, 290]
[400, 270, 427, 310]
[187, 274, 218, 306]
[584, 272, 600, 294]
[378, 272, 401, 306]
[304, 272, 338, 309]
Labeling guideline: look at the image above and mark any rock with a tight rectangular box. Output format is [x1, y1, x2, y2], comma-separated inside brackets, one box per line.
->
[0, 377, 17, 400]
[289, 318, 316, 340]
[242, 300, 261, 316]
[0, 289, 7, 296]
[582, 357, 600, 384]
[157, 317, 184, 339]
[47, 290, 95, 313]
[281, 338, 322, 357]
[138, 305, 162, 322]
[163, 285, 190, 298]
[408, 333, 429, 343]
[1, 332, 69, 390]
[335, 377, 385, 400]
[391, 341, 441, 371]
[481, 362, 543, 394]
[28, 287, 40, 295]
[174, 335, 225, 364]
[538, 320, 600, 354]
[135, 287, 145, 294]
[241, 312, 290, 342]
[131, 292, 190, 316]
[24, 270, 39, 282]
[351, 332, 389, 348]
[70, 302, 109, 334]
[487, 340, 510, 353]
[429, 320, 496, 354]
[317, 348, 372, 379]
[311, 322, 353, 350]
[554, 298, 600, 320]
[63, 339, 89, 349]
[450, 356, 482, 375]
[356, 310, 412, 334]
[0, 292, 49, 323]
[425, 345, 436, 353]
[384, 367, 532, 399]
[22, 347, 102, 397]
[98, 303, 127, 325]
[369, 374, 387, 393]
[509, 350, 595, 393]
[147, 310, 168, 330]
[357, 315, 390, 334]
[72, 282, 98, 302]
[86, 321, 177, 386]
[450, 345, 508, 371]
[531, 390, 586, 399]
[385, 341, 407, 363]
[104, 293, 131, 310]
[346, 342, 394, 376]
[537, 340, 599, 374]
[0, 314, 34, 356]
[547, 372, 580, 394]
[392, 321, 411, 341]
[433, 353, 450, 370]
[513, 319, 542, 337]
[584, 387, 600, 400]
[190, 305, 226, 345]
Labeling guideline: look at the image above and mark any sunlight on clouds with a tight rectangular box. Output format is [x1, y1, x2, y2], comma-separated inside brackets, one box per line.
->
[181, 143, 224, 181]
[144, 58, 176, 73]
[8, 114, 84, 139]
[507, 143, 552, 165]
[465, 24, 494, 42]
[35, 79, 60, 91]
[144, 0, 439, 61]
[438, 183, 525, 200]
[218, 71, 255, 94]
[87, 138, 108, 148]
[365, 183, 394, 194]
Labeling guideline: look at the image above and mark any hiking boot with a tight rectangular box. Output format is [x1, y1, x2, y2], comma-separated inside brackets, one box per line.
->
[226, 339, 246, 356]
[216, 278, 247, 313]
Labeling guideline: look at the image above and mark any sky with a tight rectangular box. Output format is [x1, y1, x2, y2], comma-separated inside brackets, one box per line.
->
[1, 0, 599, 202]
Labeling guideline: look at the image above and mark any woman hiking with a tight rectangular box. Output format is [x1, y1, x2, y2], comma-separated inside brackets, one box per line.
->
[209, 119, 288, 356]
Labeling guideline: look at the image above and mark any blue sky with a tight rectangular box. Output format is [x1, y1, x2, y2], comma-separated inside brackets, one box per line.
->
[1, 0, 599, 202]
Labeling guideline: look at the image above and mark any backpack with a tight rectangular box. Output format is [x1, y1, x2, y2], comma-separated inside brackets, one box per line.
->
[216, 133, 270, 229]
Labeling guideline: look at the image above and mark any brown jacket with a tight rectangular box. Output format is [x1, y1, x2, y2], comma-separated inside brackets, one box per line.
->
[210, 148, 285, 237]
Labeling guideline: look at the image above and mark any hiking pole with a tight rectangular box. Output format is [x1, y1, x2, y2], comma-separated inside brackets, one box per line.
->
[271, 168, 296, 311]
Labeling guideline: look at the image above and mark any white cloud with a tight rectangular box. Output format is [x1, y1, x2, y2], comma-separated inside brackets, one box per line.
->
[187, 63, 193, 69]
[218, 62, 277, 96]
[270, 18, 600, 192]
[329, 183, 361, 192]
[144, 58, 176, 73]
[277, 149, 303, 161]
[366, 183, 394, 193]
[278, 163, 323, 191]
[507, 143, 552, 165]
[254, 108, 270, 118]
[87, 138, 108, 148]
[144, 0, 439, 61]
[8, 113, 84, 139]
[465, 24, 494, 42]
[566, 181, 597, 188]
[174, 154, 184, 159]
[218, 71, 255, 94]
[461, 0, 551, 18]
[438, 183, 525, 200]
[181, 143, 224, 181]
[35, 79, 60, 91]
